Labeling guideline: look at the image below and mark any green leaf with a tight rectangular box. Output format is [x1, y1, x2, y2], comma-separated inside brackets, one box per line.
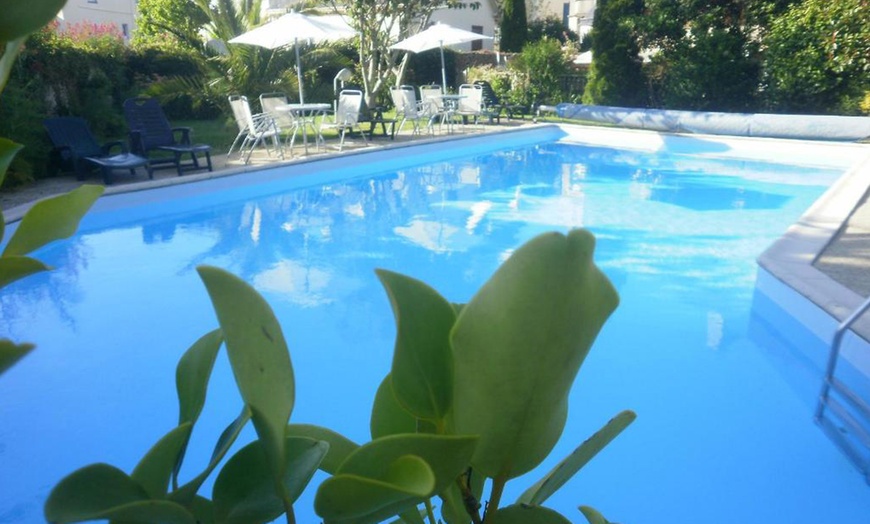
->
[0, 138, 23, 207]
[376, 269, 455, 421]
[487, 504, 573, 524]
[578, 505, 611, 524]
[0, 39, 24, 94]
[451, 229, 619, 479]
[171, 407, 251, 504]
[438, 483, 469, 524]
[212, 437, 328, 524]
[0, 255, 48, 289]
[0, 0, 67, 41]
[286, 423, 359, 475]
[338, 434, 477, 495]
[131, 423, 194, 499]
[188, 496, 215, 524]
[517, 410, 636, 506]
[172, 329, 223, 489]
[316, 434, 477, 524]
[314, 457, 435, 524]
[176, 329, 223, 425]
[197, 266, 294, 487]
[44, 463, 195, 524]
[397, 507, 427, 524]
[0, 338, 34, 376]
[371, 374, 417, 439]
[2, 185, 104, 257]
[85, 501, 196, 524]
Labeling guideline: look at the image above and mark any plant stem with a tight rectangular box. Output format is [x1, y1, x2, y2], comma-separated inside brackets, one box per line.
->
[284, 500, 296, 524]
[481, 476, 507, 524]
[458, 470, 482, 524]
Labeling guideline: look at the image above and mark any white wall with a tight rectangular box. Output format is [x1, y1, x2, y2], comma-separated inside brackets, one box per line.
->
[528, 0, 570, 22]
[58, 0, 138, 41]
[568, 0, 595, 33]
[429, 2, 496, 52]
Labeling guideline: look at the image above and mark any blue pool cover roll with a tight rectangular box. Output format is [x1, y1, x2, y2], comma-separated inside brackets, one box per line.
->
[554, 103, 870, 141]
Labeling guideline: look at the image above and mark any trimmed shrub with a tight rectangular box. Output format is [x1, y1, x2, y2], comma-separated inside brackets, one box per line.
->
[762, 0, 870, 115]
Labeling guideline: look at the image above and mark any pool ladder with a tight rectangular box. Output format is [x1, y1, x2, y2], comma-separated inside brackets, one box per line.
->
[815, 295, 870, 484]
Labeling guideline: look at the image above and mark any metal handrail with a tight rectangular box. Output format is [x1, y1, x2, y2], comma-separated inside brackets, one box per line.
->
[815, 295, 870, 421]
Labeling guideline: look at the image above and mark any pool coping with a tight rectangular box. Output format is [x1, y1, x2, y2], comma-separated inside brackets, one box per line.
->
[756, 149, 870, 359]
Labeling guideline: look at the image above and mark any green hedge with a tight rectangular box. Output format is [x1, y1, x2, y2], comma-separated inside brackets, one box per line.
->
[0, 25, 213, 187]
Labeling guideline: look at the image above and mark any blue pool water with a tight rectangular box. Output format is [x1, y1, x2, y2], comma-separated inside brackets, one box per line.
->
[2, 127, 869, 523]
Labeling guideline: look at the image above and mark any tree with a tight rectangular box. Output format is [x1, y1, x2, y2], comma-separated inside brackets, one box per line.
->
[338, 0, 478, 107]
[635, 0, 760, 111]
[582, 0, 645, 107]
[528, 16, 579, 45]
[510, 38, 571, 107]
[499, 0, 528, 52]
[133, 0, 209, 51]
[762, 0, 870, 114]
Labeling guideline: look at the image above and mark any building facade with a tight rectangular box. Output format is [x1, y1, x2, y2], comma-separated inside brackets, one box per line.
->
[57, 0, 138, 41]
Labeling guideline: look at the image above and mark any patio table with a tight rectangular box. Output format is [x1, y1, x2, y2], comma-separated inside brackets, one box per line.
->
[276, 103, 331, 154]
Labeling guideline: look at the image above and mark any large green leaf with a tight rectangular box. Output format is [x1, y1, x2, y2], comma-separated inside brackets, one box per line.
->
[316, 434, 478, 524]
[0, 39, 25, 95]
[371, 374, 417, 439]
[0, 0, 67, 41]
[486, 504, 572, 524]
[176, 329, 223, 425]
[44, 463, 195, 524]
[130, 423, 193, 499]
[0, 338, 34, 376]
[0, 255, 49, 289]
[212, 437, 328, 524]
[2, 185, 104, 257]
[451, 229, 619, 479]
[197, 266, 294, 488]
[315, 457, 435, 524]
[286, 423, 359, 475]
[172, 329, 223, 489]
[377, 269, 455, 421]
[337, 434, 477, 495]
[578, 505, 611, 524]
[0, 138, 23, 205]
[517, 410, 636, 506]
[172, 407, 251, 504]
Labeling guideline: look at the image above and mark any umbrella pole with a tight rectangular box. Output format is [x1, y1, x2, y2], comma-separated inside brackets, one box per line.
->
[439, 44, 447, 92]
[295, 38, 311, 154]
[295, 39, 305, 104]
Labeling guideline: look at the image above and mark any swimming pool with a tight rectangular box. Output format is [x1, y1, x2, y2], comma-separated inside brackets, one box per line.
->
[2, 125, 870, 523]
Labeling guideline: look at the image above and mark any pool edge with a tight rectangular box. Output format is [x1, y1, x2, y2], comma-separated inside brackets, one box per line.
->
[757, 152, 870, 354]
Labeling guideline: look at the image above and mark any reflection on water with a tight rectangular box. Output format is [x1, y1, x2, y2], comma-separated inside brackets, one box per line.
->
[1, 139, 861, 524]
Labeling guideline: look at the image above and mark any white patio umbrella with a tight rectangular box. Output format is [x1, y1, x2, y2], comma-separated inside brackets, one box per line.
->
[228, 13, 356, 104]
[390, 22, 493, 91]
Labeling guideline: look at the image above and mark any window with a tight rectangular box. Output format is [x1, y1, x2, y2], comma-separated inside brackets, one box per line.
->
[87, 0, 98, 4]
[471, 25, 483, 51]
[563, 3, 570, 26]
[122, 23, 130, 40]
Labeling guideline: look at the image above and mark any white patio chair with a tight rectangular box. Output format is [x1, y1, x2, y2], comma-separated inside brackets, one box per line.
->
[319, 89, 369, 151]
[419, 84, 455, 133]
[390, 85, 433, 136]
[227, 95, 284, 164]
[259, 92, 302, 155]
[457, 83, 486, 130]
